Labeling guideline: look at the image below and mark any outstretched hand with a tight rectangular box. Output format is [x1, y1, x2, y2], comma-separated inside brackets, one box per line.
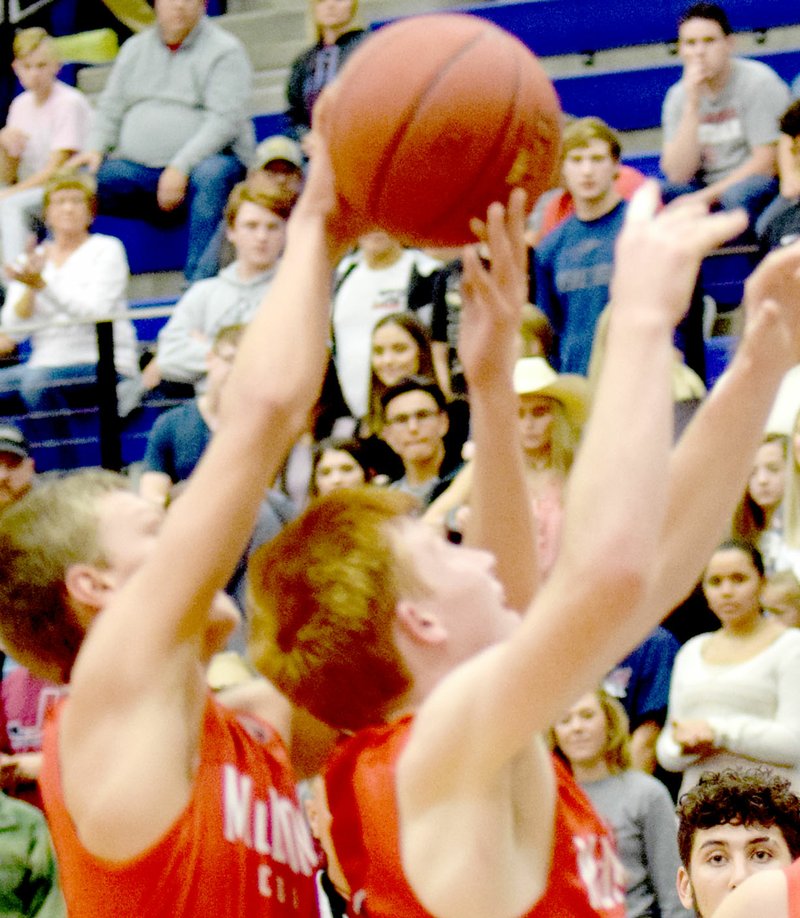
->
[738, 239, 800, 370]
[610, 181, 747, 327]
[458, 188, 528, 391]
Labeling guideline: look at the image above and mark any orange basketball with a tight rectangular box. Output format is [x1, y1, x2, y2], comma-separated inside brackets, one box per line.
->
[321, 13, 562, 248]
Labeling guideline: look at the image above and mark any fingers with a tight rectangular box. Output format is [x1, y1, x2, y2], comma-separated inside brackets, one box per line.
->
[623, 180, 661, 225]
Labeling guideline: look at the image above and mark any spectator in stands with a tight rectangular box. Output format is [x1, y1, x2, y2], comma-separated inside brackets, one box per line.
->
[381, 375, 462, 510]
[660, 2, 790, 228]
[676, 769, 800, 918]
[0, 424, 34, 511]
[140, 324, 245, 506]
[67, 0, 254, 281]
[757, 99, 800, 253]
[424, 356, 587, 573]
[0, 28, 92, 268]
[310, 436, 371, 497]
[534, 116, 626, 375]
[0, 784, 65, 916]
[0, 173, 139, 469]
[656, 539, 800, 797]
[191, 134, 303, 282]
[551, 688, 684, 918]
[286, 0, 366, 145]
[762, 570, 800, 629]
[145, 183, 285, 391]
[332, 231, 440, 419]
[604, 625, 681, 778]
[732, 433, 792, 574]
[362, 312, 436, 433]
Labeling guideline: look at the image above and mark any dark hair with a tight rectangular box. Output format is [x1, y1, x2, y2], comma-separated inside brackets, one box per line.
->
[309, 437, 371, 497]
[678, 2, 732, 36]
[709, 538, 765, 578]
[380, 375, 447, 419]
[365, 313, 435, 434]
[780, 99, 800, 139]
[677, 769, 800, 866]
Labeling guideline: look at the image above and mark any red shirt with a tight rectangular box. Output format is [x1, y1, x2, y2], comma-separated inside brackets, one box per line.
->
[325, 716, 626, 917]
[41, 695, 319, 917]
[538, 165, 648, 240]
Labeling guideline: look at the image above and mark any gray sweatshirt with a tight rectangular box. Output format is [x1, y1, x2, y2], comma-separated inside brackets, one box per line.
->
[157, 261, 277, 383]
[88, 16, 254, 173]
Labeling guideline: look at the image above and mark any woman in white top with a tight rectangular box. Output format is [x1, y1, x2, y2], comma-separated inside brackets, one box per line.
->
[0, 172, 139, 468]
[656, 539, 800, 796]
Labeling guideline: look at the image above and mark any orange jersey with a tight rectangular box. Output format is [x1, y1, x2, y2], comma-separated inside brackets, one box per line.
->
[41, 695, 318, 917]
[325, 716, 625, 917]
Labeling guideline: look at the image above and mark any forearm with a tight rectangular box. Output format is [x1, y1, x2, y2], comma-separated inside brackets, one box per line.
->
[698, 147, 778, 202]
[10, 286, 36, 320]
[466, 380, 536, 611]
[706, 713, 800, 766]
[652, 341, 789, 613]
[0, 148, 17, 185]
[560, 310, 673, 601]
[3, 150, 70, 195]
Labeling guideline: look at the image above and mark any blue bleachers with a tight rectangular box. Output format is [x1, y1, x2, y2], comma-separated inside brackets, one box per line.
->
[92, 215, 189, 275]
[451, 0, 800, 58]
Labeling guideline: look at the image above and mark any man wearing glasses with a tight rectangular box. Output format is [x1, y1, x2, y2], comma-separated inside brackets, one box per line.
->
[380, 376, 462, 510]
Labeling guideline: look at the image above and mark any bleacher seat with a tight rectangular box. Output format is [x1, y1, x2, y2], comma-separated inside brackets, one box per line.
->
[92, 215, 189, 275]
[449, 0, 800, 57]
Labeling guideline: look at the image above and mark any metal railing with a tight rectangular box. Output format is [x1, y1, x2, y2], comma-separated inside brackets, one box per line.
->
[0, 304, 177, 471]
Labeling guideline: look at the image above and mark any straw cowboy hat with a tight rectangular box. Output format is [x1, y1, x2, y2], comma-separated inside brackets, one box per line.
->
[512, 357, 590, 428]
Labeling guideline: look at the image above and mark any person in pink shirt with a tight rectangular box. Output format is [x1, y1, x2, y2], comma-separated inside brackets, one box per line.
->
[0, 28, 92, 266]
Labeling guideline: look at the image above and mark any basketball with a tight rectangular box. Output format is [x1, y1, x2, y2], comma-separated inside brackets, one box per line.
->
[321, 13, 562, 248]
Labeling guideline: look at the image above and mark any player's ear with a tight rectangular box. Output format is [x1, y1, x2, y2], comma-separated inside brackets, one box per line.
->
[64, 563, 114, 622]
[395, 599, 447, 645]
[676, 865, 695, 911]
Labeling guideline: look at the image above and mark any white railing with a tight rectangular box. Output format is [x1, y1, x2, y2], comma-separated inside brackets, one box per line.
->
[2, 0, 59, 25]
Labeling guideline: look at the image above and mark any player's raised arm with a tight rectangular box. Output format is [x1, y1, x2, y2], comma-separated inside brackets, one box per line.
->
[59, 125, 360, 857]
[458, 188, 538, 611]
[405, 186, 750, 778]
[651, 238, 800, 613]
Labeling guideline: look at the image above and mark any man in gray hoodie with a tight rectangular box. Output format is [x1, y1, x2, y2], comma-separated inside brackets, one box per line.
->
[144, 183, 285, 391]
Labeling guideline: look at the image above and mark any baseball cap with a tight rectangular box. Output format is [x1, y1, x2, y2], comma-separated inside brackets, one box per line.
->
[251, 135, 303, 172]
[0, 424, 30, 459]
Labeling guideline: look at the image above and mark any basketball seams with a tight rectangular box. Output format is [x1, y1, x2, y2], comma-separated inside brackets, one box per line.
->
[419, 31, 523, 241]
[324, 13, 562, 246]
[370, 25, 490, 224]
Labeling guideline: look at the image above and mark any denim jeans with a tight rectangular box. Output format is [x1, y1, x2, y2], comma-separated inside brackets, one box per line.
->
[96, 153, 245, 279]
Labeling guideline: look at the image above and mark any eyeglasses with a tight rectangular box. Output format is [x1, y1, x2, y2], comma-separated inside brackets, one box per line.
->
[385, 408, 440, 428]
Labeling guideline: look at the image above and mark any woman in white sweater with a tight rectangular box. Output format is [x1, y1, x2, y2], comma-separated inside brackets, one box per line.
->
[0, 172, 139, 468]
[657, 539, 800, 796]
